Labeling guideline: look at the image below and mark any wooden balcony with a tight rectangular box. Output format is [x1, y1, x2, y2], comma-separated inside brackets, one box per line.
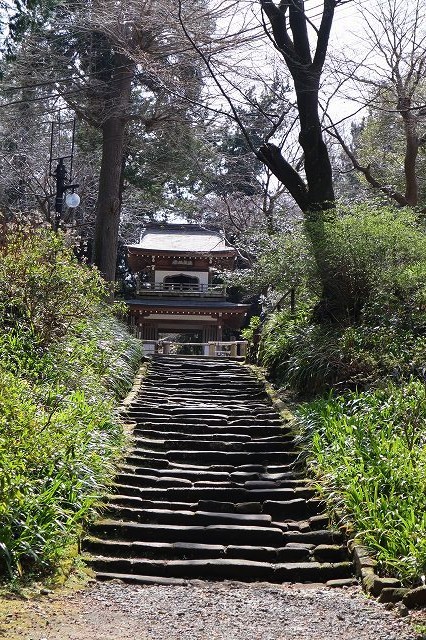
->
[136, 282, 227, 298]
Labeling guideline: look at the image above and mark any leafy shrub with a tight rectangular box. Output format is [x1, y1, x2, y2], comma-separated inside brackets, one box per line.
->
[297, 381, 426, 584]
[259, 313, 426, 394]
[256, 204, 426, 392]
[0, 225, 106, 345]
[253, 205, 426, 585]
[228, 228, 316, 296]
[0, 371, 119, 576]
[257, 309, 308, 382]
[0, 225, 142, 578]
[316, 203, 426, 321]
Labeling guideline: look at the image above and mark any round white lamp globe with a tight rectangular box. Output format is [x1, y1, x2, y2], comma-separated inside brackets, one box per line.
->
[65, 192, 81, 208]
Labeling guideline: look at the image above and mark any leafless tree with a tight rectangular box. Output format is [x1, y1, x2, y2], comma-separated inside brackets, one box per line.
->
[330, 0, 426, 207]
[178, 1, 371, 320]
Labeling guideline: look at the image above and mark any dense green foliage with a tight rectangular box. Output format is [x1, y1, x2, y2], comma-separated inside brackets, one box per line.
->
[0, 226, 142, 578]
[257, 204, 426, 393]
[298, 382, 426, 584]
[232, 228, 315, 297]
[248, 203, 426, 583]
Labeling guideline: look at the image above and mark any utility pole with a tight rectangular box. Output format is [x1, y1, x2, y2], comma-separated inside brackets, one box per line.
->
[50, 118, 80, 231]
[53, 158, 67, 232]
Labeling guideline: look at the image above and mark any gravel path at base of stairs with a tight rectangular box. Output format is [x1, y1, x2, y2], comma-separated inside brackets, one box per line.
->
[0, 580, 422, 640]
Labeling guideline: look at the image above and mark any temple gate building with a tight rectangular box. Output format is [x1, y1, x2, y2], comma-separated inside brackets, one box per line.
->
[126, 224, 250, 354]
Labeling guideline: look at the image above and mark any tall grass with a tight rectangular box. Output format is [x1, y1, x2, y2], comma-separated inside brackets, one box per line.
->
[0, 226, 143, 578]
[297, 381, 426, 584]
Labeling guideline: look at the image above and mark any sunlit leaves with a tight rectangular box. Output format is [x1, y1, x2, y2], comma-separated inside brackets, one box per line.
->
[0, 227, 142, 578]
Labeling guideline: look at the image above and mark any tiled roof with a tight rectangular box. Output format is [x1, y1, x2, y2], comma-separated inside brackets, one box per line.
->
[128, 224, 231, 253]
[126, 298, 249, 311]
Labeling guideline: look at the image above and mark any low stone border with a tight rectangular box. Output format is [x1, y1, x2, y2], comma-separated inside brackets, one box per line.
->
[349, 540, 426, 609]
[120, 362, 148, 409]
[118, 361, 149, 437]
[245, 365, 293, 424]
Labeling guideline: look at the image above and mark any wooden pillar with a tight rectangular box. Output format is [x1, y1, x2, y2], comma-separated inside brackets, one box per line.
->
[217, 324, 223, 342]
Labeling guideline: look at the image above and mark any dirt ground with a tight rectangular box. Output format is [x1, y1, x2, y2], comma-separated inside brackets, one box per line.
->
[1, 579, 425, 640]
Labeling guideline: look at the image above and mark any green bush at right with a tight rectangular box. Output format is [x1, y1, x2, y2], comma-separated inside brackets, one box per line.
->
[246, 202, 426, 585]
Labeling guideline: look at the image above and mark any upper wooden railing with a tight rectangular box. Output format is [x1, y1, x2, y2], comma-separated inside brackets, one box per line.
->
[135, 340, 248, 358]
[136, 283, 226, 297]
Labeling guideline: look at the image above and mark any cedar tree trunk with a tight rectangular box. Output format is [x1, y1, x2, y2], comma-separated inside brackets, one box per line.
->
[93, 54, 135, 283]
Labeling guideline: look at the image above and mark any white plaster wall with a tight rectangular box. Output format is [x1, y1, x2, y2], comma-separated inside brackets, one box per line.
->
[155, 270, 209, 286]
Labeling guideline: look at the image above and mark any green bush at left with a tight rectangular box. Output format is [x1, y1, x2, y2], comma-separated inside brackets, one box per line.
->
[0, 225, 143, 579]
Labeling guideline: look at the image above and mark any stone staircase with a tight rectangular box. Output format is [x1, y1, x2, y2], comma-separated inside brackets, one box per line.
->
[83, 357, 354, 585]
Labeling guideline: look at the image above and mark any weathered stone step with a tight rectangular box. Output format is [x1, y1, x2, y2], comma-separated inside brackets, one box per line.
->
[138, 409, 281, 419]
[110, 484, 315, 503]
[114, 473, 193, 488]
[96, 572, 188, 586]
[138, 387, 265, 395]
[312, 544, 348, 563]
[83, 539, 323, 563]
[132, 425, 288, 437]
[120, 468, 233, 482]
[119, 467, 307, 484]
[173, 408, 274, 417]
[228, 418, 283, 426]
[90, 521, 286, 546]
[132, 438, 295, 453]
[143, 376, 261, 382]
[128, 416, 284, 427]
[132, 430, 289, 443]
[125, 455, 170, 469]
[107, 495, 198, 511]
[106, 495, 319, 523]
[130, 393, 267, 402]
[123, 454, 298, 475]
[135, 396, 265, 403]
[102, 506, 273, 527]
[282, 529, 344, 546]
[132, 401, 270, 409]
[127, 405, 279, 415]
[83, 538, 227, 560]
[113, 472, 308, 491]
[126, 449, 298, 467]
[87, 556, 353, 583]
[261, 498, 321, 519]
[163, 449, 298, 465]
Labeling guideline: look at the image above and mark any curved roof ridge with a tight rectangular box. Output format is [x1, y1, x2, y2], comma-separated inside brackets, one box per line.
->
[129, 223, 234, 253]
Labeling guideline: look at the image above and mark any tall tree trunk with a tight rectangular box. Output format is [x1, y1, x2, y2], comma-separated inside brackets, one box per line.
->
[92, 54, 135, 283]
[258, 1, 352, 321]
[401, 109, 419, 206]
[295, 78, 335, 210]
[259, 0, 336, 212]
[93, 116, 127, 282]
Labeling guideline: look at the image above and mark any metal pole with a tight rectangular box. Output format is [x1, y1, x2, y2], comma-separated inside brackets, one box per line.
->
[53, 158, 67, 232]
